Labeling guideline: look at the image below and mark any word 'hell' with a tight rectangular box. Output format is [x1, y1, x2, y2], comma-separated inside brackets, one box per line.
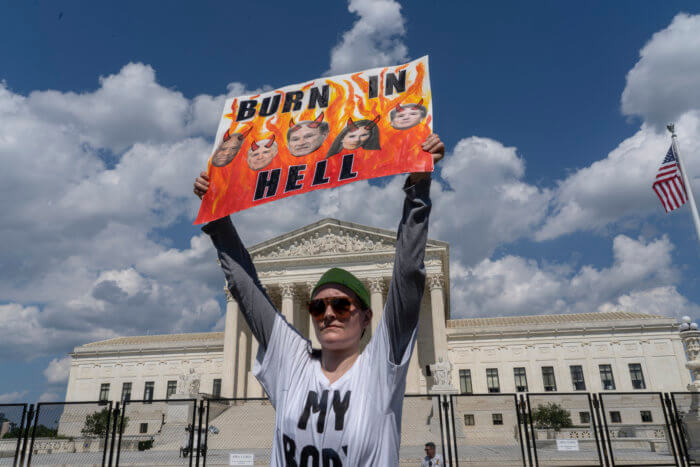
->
[253, 154, 358, 201]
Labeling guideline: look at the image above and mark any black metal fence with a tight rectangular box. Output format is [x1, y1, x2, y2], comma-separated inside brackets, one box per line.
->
[6, 392, 700, 466]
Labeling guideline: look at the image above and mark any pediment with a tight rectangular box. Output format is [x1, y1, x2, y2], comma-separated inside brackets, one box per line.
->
[250, 218, 446, 261]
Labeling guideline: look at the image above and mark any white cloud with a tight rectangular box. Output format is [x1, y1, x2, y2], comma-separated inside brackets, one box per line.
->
[538, 13, 700, 240]
[24, 63, 261, 153]
[38, 391, 60, 402]
[0, 65, 250, 359]
[44, 357, 72, 384]
[432, 137, 552, 263]
[0, 391, 27, 403]
[327, 0, 408, 75]
[622, 14, 700, 129]
[599, 286, 700, 320]
[450, 235, 684, 318]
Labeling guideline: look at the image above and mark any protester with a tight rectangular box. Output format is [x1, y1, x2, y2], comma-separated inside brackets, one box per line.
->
[193, 132, 444, 466]
[421, 442, 443, 466]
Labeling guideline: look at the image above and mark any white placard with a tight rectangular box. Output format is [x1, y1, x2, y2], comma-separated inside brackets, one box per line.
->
[556, 439, 579, 451]
[229, 453, 255, 466]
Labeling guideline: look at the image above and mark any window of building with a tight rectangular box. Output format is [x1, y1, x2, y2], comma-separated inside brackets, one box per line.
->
[641, 411, 653, 423]
[464, 414, 475, 426]
[514, 367, 528, 392]
[459, 369, 473, 394]
[610, 411, 622, 423]
[166, 380, 177, 399]
[492, 413, 503, 425]
[486, 369, 500, 393]
[599, 364, 616, 390]
[121, 382, 132, 402]
[99, 383, 110, 401]
[212, 379, 222, 398]
[144, 382, 154, 403]
[140, 423, 148, 434]
[579, 412, 590, 424]
[629, 364, 646, 390]
[570, 365, 586, 391]
[542, 366, 557, 392]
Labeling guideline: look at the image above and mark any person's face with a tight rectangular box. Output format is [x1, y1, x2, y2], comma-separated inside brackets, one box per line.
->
[211, 136, 242, 167]
[288, 125, 326, 156]
[425, 446, 435, 459]
[246, 141, 278, 170]
[310, 286, 370, 351]
[392, 108, 424, 129]
[341, 126, 371, 150]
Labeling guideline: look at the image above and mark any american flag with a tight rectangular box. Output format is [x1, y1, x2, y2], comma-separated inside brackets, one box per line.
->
[653, 144, 687, 213]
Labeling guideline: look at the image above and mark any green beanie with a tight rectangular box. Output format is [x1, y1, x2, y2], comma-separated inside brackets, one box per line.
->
[312, 268, 370, 310]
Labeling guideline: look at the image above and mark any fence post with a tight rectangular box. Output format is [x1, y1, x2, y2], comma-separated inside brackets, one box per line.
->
[670, 394, 691, 467]
[517, 396, 532, 467]
[513, 395, 526, 467]
[659, 393, 682, 467]
[25, 403, 41, 467]
[115, 400, 127, 467]
[585, 393, 605, 467]
[440, 396, 454, 467]
[11, 404, 27, 467]
[203, 399, 212, 467]
[524, 394, 540, 467]
[106, 402, 119, 467]
[195, 400, 204, 467]
[449, 395, 459, 467]
[188, 400, 196, 467]
[16, 404, 33, 467]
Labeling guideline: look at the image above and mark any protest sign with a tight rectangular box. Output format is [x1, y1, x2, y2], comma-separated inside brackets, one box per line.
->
[195, 56, 433, 224]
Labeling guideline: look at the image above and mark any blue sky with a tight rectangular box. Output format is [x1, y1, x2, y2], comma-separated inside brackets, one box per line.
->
[2, 1, 700, 402]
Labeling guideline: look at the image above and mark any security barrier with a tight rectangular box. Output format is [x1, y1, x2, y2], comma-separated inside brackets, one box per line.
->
[9, 392, 700, 466]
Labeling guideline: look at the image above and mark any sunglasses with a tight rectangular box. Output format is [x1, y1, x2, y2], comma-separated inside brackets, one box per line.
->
[307, 296, 357, 321]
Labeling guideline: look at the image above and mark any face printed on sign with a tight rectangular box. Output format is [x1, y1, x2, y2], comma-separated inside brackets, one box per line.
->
[389, 101, 427, 130]
[326, 117, 381, 159]
[287, 113, 329, 157]
[211, 134, 244, 167]
[342, 126, 371, 150]
[246, 136, 279, 171]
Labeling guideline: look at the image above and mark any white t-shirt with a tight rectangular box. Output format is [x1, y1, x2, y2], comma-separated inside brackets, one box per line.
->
[254, 313, 417, 466]
[421, 453, 443, 466]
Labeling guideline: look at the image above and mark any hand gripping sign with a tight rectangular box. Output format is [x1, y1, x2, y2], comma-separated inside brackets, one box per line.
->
[195, 56, 433, 224]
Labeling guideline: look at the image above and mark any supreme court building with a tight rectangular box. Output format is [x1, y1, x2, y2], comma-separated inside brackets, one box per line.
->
[65, 218, 692, 405]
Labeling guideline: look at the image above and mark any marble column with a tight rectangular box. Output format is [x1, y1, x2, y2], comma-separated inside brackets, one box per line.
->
[222, 285, 239, 398]
[406, 344, 421, 393]
[368, 277, 385, 336]
[280, 283, 295, 324]
[307, 282, 321, 348]
[428, 273, 448, 362]
[248, 337, 264, 397]
[236, 316, 249, 398]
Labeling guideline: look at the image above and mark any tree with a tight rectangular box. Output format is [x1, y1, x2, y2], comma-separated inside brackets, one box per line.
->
[532, 402, 573, 431]
[81, 408, 128, 437]
[3, 425, 58, 438]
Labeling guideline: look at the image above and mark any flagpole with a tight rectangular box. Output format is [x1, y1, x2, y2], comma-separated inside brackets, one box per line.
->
[667, 123, 700, 247]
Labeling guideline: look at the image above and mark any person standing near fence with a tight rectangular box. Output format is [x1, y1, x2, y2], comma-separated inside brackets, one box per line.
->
[421, 442, 443, 466]
[194, 133, 444, 466]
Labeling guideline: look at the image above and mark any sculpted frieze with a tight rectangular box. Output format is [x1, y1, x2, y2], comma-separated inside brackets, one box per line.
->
[253, 228, 394, 259]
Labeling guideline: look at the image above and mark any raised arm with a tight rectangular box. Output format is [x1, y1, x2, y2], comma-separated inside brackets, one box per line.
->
[195, 173, 278, 351]
[383, 133, 444, 365]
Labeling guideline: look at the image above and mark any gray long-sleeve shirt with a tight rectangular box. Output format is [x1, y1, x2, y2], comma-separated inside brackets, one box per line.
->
[203, 176, 431, 365]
